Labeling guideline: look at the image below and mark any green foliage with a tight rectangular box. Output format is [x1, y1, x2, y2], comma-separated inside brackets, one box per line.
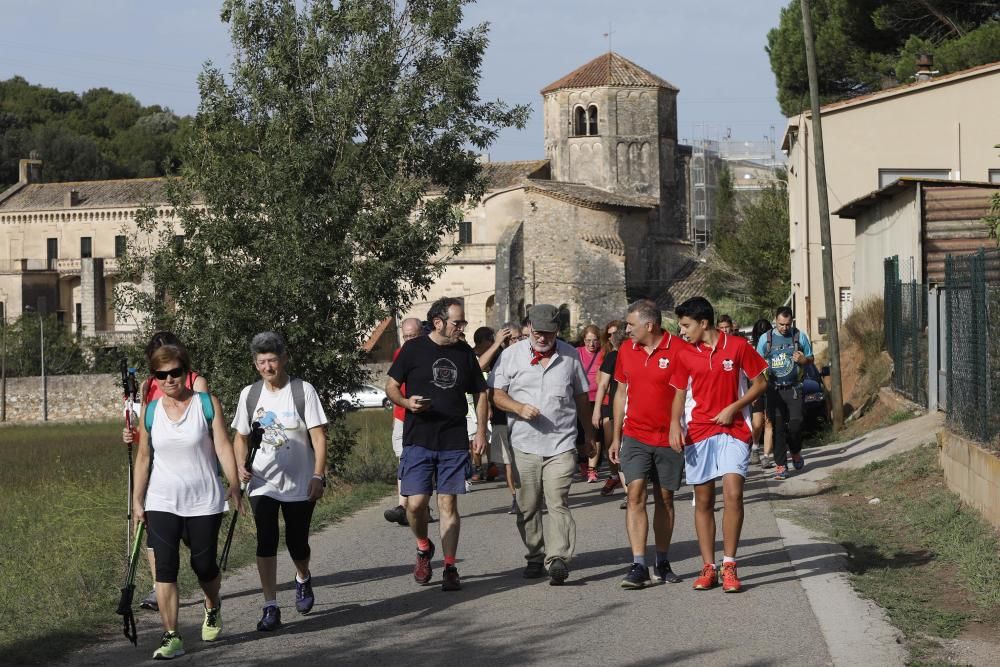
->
[767, 0, 1000, 116]
[340, 409, 397, 483]
[0, 77, 187, 187]
[983, 191, 1000, 243]
[118, 0, 528, 474]
[0, 315, 87, 377]
[706, 171, 790, 317]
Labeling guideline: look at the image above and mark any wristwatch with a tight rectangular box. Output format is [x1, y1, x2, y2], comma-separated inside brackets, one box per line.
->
[311, 474, 327, 488]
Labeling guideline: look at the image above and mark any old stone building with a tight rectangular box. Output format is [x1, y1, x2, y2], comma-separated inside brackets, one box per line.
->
[1, 52, 699, 345]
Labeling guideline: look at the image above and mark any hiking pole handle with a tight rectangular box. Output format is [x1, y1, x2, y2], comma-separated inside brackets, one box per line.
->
[219, 422, 264, 571]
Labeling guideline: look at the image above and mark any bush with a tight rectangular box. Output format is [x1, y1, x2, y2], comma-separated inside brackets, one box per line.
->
[843, 296, 886, 363]
[337, 410, 397, 484]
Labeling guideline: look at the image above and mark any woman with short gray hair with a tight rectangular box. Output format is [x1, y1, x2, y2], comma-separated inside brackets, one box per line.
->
[231, 331, 329, 632]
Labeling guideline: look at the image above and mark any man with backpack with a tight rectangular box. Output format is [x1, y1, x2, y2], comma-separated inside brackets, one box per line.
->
[756, 307, 814, 480]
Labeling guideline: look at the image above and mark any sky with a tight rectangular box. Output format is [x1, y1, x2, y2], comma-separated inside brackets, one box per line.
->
[0, 0, 792, 161]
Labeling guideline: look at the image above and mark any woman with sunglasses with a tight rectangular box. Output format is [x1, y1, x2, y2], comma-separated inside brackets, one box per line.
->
[122, 332, 209, 612]
[131, 344, 241, 659]
[577, 324, 604, 483]
[592, 321, 626, 498]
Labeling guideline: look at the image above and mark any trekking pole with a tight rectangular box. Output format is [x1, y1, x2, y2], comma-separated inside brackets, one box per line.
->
[219, 421, 264, 571]
[120, 360, 139, 560]
[116, 521, 146, 646]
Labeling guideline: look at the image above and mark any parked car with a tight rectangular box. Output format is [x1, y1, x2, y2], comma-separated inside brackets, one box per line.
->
[336, 384, 392, 411]
[802, 364, 831, 431]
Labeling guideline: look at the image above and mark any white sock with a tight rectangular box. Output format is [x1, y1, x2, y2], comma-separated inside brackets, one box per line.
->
[723, 556, 736, 564]
[295, 573, 309, 584]
[264, 599, 278, 609]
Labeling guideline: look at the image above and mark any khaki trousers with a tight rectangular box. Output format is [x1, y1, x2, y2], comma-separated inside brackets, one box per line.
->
[512, 448, 577, 567]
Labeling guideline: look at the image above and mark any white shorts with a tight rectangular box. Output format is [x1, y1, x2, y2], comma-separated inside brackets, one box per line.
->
[466, 410, 479, 441]
[392, 418, 404, 458]
[684, 434, 751, 485]
[489, 424, 513, 465]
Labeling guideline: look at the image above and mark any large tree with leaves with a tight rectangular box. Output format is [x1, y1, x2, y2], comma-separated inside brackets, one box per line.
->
[118, 0, 527, 469]
[767, 0, 1000, 116]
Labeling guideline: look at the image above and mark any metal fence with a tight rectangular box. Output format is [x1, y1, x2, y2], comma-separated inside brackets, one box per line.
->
[944, 248, 1000, 445]
[883, 256, 928, 405]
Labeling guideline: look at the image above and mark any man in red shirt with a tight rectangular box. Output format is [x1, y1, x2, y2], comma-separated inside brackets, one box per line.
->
[384, 318, 424, 525]
[668, 297, 767, 593]
[608, 301, 685, 589]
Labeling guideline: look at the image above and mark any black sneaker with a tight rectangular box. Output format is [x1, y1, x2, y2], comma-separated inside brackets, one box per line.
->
[652, 561, 682, 584]
[139, 588, 158, 611]
[548, 558, 569, 586]
[256, 605, 282, 632]
[508, 498, 519, 515]
[441, 565, 462, 591]
[384, 505, 408, 526]
[523, 561, 546, 579]
[620, 563, 651, 589]
[295, 577, 315, 614]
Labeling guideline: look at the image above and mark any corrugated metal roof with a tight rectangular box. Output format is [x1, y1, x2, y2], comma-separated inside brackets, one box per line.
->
[834, 178, 998, 219]
[541, 52, 678, 94]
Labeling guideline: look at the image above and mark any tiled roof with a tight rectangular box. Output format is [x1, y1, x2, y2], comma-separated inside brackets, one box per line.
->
[582, 234, 625, 256]
[541, 52, 678, 94]
[483, 160, 550, 190]
[525, 179, 658, 210]
[0, 177, 177, 211]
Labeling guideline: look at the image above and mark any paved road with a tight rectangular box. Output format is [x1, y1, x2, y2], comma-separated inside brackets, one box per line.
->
[65, 465, 833, 666]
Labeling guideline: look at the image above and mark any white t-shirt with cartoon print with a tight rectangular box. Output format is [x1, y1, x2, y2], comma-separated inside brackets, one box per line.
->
[231, 380, 328, 502]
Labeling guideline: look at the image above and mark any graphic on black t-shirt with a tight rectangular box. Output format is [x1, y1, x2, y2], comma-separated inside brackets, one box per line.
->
[432, 358, 459, 389]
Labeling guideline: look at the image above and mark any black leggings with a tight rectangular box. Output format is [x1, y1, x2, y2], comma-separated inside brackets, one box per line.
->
[251, 496, 315, 561]
[145, 511, 223, 584]
[767, 385, 804, 468]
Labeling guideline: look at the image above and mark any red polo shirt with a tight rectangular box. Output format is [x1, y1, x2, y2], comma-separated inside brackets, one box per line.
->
[614, 331, 683, 446]
[668, 332, 767, 445]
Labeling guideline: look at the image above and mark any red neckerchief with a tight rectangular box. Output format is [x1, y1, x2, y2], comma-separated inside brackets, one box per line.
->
[530, 346, 556, 365]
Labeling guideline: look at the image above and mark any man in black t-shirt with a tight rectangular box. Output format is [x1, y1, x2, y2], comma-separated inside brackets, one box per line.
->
[386, 297, 488, 592]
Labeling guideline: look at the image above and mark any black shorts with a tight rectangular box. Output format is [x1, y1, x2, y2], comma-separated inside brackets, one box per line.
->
[600, 403, 612, 420]
[751, 396, 766, 414]
[619, 436, 684, 491]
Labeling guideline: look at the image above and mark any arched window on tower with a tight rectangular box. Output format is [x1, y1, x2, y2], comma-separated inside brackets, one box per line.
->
[573, 106, 587, 136]
[587, 105, 599, 136]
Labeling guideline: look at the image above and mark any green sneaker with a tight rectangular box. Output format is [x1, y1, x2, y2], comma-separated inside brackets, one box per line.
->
[152, 631, 184, 660]
[202, 604, 222, 641]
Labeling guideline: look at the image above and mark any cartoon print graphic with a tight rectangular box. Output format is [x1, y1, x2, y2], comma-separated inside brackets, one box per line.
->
[255, 406, 289, 449]
[431, 358, 459, 389]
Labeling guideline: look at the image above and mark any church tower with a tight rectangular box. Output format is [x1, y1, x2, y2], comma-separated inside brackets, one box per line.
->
[541, 52, 681, 236]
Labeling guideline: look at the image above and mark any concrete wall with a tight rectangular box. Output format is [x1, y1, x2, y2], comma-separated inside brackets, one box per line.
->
[786, 66, 1000, 345]
[853, 186, 921, 301]
[938, 429, 1000, 531]
[1, 373, 120, 423]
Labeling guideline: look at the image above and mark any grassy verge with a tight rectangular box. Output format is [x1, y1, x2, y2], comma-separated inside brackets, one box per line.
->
[0, 411, 394, 665]
[824, 443, 1000, 663]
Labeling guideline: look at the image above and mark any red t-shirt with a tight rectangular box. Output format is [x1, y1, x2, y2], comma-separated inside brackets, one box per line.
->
[614, 332, 683, 447]
[392, 347, 406, 422]
[668, 332, 767, 445]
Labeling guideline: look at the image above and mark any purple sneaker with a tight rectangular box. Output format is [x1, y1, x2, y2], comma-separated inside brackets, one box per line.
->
[295, 577, 314, 614]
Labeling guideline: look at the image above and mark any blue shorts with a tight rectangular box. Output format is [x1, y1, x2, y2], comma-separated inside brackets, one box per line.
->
[399, 446, 471, 497]
[683, 434, 751, 485]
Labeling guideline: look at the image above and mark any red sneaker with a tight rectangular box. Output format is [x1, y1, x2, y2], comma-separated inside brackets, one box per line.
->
[720, 562, 742, 593]
[692, 563, 718, 590]
[599, 477, 621, 496]
[586, 468, 599, 483]
[578, 463, 589, 479]
[414, 541, 435, 585]
[486, 463, 500, 481]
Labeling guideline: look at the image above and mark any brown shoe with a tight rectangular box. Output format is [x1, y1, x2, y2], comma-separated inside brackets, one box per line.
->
[414, 542, 435, 585]
[441, 565, 462, 591]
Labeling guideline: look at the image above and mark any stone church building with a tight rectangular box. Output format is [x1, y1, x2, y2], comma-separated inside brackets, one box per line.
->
[399, 51, 693, 336]
[0, 52, 700, 348]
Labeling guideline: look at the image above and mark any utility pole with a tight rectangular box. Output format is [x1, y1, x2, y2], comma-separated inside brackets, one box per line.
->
[801, 0, 845, 431]
[531, 261, 537, 305]
[1, 301, 6, 422]
[40, 313, 47, 422]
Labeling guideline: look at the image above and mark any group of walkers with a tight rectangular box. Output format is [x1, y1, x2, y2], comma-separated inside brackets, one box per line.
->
[122, 294, 815, 658]
[384, 295, 815, 593]
[125, 331, 327, 659]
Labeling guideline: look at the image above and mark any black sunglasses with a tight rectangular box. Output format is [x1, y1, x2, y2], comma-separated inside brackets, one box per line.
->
[153, 367, 185, 380]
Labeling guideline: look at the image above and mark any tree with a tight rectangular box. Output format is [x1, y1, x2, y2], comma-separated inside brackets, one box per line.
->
[767, 0, 1000, 116]
[118, 0, 528, 471]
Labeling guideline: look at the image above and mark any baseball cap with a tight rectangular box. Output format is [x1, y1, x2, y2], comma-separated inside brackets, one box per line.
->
[528, 304, 560, 333]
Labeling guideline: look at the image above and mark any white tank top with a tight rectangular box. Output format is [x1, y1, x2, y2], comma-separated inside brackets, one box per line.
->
[144, 395, 225, 516]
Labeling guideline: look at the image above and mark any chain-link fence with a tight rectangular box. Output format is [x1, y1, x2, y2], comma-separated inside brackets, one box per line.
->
[944, 249, 1000, 446]
[883, 256, 928, 405]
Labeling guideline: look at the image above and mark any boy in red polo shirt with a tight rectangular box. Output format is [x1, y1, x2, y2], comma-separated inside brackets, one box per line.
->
[609, 301, 685, 589]
[668, 297, 767, 593]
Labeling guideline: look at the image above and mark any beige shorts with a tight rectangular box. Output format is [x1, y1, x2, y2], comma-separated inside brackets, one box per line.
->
[490, 424, 512, 465]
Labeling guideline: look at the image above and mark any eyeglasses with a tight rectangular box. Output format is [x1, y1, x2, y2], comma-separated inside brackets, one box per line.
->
[153, 367, 185, 380]
[448, 320, 468, 329]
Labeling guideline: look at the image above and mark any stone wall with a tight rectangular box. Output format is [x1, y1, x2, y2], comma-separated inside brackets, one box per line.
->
[938, 429, 1000, 531]
[1, 373, 120, 423]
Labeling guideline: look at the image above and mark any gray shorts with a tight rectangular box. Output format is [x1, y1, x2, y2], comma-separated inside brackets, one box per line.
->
[620, 436, 684, 491]
[490, 424, 513, 465]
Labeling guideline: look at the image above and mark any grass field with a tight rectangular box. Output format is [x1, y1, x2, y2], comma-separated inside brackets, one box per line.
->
[0, 410, 394, 665]
[825, 444, 1000, 663]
